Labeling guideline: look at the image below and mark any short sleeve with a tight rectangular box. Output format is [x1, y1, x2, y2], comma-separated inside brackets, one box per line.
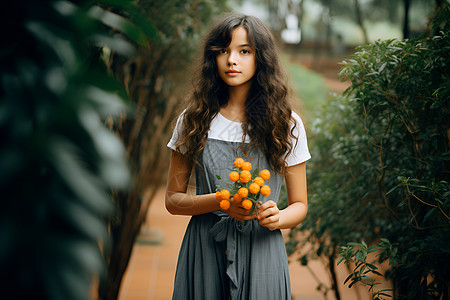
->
[167, 110, 187, 154]
[285, 111, 311, 167]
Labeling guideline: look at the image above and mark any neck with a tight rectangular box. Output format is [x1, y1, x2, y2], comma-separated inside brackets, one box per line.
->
[220, 82, 252, 123]
[227, 81, 251, 109]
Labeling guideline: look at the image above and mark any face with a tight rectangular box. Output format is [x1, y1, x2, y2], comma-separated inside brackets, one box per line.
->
[216, 27, 256, 89]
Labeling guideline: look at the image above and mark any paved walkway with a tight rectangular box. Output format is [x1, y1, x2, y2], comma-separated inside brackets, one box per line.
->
[117, 188, 376, 300]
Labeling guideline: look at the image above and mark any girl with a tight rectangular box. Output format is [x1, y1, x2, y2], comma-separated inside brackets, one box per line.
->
[166, 13, 310, 299]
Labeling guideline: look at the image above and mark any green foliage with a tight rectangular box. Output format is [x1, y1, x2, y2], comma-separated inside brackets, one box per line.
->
[339, 239, 396, 299]
[0, 0, 139, 298]
[286, 4, 450, 299]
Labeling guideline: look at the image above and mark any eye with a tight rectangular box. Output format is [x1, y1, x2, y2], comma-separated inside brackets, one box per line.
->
[241, 49, 251, 54]
[218, 49, 228, 54]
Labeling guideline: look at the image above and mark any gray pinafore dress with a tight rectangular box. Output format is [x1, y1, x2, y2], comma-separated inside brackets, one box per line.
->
[167, 111, 310, 300]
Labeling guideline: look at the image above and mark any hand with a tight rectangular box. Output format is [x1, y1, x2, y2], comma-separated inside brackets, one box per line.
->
[257, 200, 280, 231]
[224, 199, 257, 222]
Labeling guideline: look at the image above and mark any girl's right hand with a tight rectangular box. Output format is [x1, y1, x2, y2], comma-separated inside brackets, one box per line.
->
[222, 199, 257, 221]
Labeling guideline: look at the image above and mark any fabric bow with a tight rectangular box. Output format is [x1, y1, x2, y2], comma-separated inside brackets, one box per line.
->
[209, 214, 253, 298]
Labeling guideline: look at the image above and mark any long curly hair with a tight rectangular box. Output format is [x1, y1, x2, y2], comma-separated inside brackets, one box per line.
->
[174, 13, 299, 175]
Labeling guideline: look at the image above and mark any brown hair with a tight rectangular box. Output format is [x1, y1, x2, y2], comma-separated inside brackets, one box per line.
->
[174, 13, 299, 175]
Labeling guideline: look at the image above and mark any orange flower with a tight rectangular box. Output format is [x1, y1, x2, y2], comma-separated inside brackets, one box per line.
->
[233, 193, 243, 203]
[229, 171, 240, 182]
[254, 176, 265, 186]
[240, 170, 251, 183]
[238, 187, 249, 198]
[220, 200, 231, 210]
[249, 182, 260, 195]
[241, 199, 253, 210]
[216, 158, 267, 215]
[241, 161, 252, 171]
[260, 169, 271, 181]
[260, 185, 271, 197]
[221, 189, 231, 200]
[234, 158, 244, 169]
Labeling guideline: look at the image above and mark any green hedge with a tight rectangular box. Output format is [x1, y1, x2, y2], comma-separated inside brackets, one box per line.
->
[286, 3, 449, 299]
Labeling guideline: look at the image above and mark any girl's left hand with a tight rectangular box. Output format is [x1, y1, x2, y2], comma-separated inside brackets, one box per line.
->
[257, 200, 280, 231]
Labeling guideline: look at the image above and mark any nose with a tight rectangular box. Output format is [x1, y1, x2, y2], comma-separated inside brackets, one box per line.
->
[227, 51, 238, 66]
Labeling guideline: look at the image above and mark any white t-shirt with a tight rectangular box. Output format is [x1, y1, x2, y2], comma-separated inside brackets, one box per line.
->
[167, 110, 311, 167]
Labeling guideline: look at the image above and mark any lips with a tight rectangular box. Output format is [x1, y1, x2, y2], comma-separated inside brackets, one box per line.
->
[225, 70, 240, 76]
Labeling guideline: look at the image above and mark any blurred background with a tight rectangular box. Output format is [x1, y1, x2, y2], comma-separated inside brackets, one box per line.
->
[1, 0, 448, 300]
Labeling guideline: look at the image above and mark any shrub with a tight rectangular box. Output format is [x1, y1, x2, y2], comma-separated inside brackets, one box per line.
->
[0, 0, 133, 298]
[286, 3, 450, 299]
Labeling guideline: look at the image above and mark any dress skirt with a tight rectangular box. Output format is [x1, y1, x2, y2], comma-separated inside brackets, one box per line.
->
[172, 213, 291, 300]
[171, 138, 293, 299]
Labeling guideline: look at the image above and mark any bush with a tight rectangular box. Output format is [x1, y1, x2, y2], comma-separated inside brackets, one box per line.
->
[286, 3, 450, 299]
[0, 0, 133, 299]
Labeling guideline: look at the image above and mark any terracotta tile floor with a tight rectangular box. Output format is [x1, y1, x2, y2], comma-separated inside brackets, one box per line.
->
[118, 188, 376, 300]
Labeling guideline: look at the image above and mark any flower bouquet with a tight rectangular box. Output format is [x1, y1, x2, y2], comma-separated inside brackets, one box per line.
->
[215, 158, 271, 214]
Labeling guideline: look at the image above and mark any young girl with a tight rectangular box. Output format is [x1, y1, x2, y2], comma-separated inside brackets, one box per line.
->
[166, 13, 310, 299]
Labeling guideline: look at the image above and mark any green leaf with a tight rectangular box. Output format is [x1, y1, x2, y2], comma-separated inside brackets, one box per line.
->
[347, 242, 362, 247]
[349, 280, 357, 288]
[88, 6, 148, 45]
[367, 245, 378, 253]
[361, 240, 368, 248]
[252, 168, 259, 178]
[355, 250, 367, 263]
[380, 238, 390, 244]
[378, 292, 392, 297]
[344, 273, 353, 285]
[372, 270, 383, 276]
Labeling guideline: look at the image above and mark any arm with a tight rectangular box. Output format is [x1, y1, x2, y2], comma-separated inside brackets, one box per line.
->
[165, 150, 258, 221]
[165, 150, 219, 215]
[257, 162, 308, 230]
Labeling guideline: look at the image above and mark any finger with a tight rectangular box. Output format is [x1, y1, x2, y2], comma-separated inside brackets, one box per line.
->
[229, 203, 248, 214]
[258, 207, 278, 220]
[266, 225, 278, 231]
[227, 207, 257, 221]
[241, 214, 257, 221]
[238, 206, 252, 213]
[257, 200, 276, 213]
[259, 215, 279, 226]
[257, 204, 272, 216]
[232, 213, 257, 222]
[259, 214, 278, 223]
[233, 206, 253, 215]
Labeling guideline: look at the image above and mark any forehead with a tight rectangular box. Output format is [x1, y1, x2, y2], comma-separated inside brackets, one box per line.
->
[229, 27, 250, 46]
